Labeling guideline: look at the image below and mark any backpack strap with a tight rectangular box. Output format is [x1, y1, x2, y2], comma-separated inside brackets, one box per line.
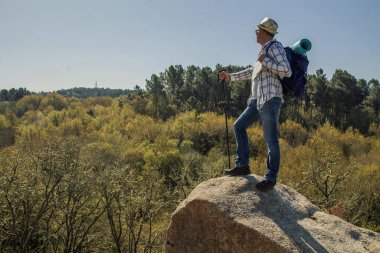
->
[264, 40, 281, 56]
[264, 40, 283, 81]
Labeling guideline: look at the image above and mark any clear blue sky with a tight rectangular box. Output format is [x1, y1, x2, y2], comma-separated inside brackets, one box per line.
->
[1, 0, 379, 92]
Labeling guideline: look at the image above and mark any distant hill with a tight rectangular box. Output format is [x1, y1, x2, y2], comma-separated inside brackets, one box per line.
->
[57, 87, 133, 98]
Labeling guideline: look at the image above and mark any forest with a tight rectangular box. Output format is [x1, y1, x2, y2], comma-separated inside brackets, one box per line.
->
[0, 65, 379, 252]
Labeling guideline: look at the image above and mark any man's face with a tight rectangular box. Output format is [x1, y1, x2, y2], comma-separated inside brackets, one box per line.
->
[255, 27, 272, 45]
[255, 28, 264, 44]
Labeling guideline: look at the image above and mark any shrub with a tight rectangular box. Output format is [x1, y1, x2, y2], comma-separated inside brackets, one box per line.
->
[280, 120, 309, 147]
[15, 94, 42, 116]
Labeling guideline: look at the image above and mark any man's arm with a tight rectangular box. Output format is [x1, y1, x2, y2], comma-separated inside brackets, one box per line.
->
[219, 67, 253, 81]
[229, 67, 253, 81]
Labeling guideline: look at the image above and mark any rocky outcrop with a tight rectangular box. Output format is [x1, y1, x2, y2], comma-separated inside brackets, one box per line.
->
[166, 175, 380, 253]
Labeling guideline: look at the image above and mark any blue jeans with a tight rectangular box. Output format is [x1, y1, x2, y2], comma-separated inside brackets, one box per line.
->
[233, 97, 282, 182]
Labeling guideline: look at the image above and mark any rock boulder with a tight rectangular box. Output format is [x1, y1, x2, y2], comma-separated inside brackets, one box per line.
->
[166, 175, 380, 253]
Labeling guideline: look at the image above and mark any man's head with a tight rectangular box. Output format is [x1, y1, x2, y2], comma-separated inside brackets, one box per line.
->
[256, 17, 278, 45]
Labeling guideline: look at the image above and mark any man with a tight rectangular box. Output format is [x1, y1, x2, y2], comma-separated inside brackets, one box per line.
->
[219, 17, 291, 191]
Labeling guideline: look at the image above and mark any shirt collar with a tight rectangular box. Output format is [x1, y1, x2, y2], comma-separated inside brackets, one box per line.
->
[262, 38, 277, 49]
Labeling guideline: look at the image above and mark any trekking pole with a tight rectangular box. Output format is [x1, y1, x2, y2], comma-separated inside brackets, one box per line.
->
[218, 69, 231, 169]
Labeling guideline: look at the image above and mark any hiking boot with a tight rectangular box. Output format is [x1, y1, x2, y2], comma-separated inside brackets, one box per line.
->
[255, 180, 276, 192]
[224, 165, 251, 176]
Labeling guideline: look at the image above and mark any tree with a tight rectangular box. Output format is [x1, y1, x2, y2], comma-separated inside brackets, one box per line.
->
[180, 65, 199, 105]
[164, 65, 184, 105]
[308, 150, 356, 207]
[0, 137, 80, 252]
[329, 70, 363, 129]
[57, 87, 132, 98]
[191, 67, 212, 111]
[146, 74, 166, 118]
[364, 79, 380, 115]
[231, 80, 251, 116]
[5, 88, 30, 101]
[0, 89, 9, 101]
[41, 92, 68, 111]
[15, 94, 42, 116]
[357, 79, 370, 102]
[133, 85, 144, 96]
[0, 114, 14, 147]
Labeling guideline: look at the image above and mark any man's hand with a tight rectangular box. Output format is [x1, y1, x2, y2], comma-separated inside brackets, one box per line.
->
[219, 71, 231, 81]
[257, 53, 268, 71]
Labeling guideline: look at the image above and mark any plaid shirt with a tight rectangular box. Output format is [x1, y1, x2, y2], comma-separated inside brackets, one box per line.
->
[230, 39, 291, 109]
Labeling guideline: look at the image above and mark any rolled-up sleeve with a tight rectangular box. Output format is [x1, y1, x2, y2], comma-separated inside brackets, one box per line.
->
[230, 67, 253, 81]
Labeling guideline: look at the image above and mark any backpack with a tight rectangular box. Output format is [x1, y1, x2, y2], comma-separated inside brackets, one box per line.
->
[266, 41, 309, 97]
